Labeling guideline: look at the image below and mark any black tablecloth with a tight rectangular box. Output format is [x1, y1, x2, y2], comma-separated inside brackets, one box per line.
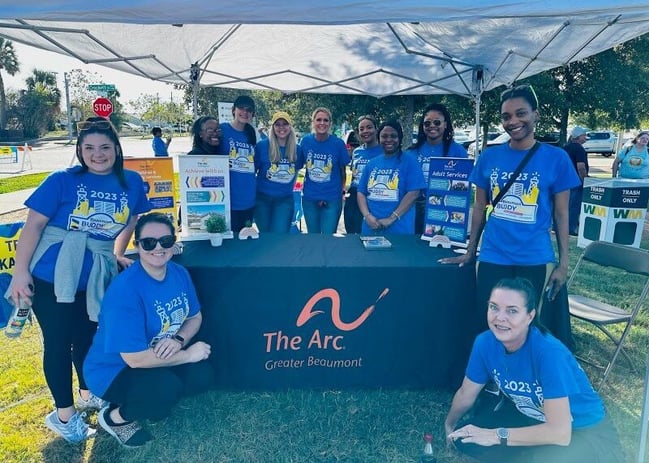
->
[175, 234, 477, 390]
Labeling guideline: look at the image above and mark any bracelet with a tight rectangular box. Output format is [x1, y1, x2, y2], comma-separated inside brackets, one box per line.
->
[363, 212, 371, 219]
[391, 211, 400, 220]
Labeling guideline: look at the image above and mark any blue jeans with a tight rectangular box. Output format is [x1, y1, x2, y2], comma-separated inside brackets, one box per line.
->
[302, 198, 342, 234]
[254, 193, 294, 233]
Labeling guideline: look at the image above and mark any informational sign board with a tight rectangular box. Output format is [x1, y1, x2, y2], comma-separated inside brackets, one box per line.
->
[217, 101, 234, 124]
[123, 156, 177, 252]
[578, 178, 649, 248]
[421, 157, 474, 243]
[178, 154, 232, 240]
[0, 222, 24, 275]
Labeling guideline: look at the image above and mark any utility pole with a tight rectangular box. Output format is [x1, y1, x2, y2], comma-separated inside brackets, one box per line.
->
[64, 72, 73, 142]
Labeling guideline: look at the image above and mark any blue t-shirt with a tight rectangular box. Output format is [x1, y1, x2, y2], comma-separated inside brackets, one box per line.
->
[26, 168, 151, 289]
[357, 151, 426, 234]
[83, 260, 201, 397]
[255, 139, 305, 198]
[152, 136, 168, 156]
[218, 123, 256, 210]
[617, 146, 649, 179]
[466, 327, 605, 429]
[349, 144, 383, 188]
[407, 140, 468, 185]
[470, 143, 580, 265]
[300, 133, 350, 201]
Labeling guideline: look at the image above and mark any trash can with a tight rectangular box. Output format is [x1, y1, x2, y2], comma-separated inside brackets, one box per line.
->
[578, 178, 649, 248]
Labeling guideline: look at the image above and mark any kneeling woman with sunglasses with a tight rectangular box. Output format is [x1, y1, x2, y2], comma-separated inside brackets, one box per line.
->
[84, 213, 216, 448]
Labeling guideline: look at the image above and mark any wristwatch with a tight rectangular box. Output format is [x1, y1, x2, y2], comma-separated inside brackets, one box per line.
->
[172, 334, 185, 347]
[496, 427, 509, 446]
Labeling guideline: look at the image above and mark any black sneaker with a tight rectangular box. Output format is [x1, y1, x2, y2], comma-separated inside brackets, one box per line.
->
[98, 406, 152, 448]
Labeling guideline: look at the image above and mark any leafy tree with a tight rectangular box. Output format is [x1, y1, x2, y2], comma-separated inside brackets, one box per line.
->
[0, 38, 20, 130]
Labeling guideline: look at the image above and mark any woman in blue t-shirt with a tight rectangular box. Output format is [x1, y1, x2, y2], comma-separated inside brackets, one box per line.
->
[343, 115, 382, 234]
[6, 117, 151, 443]
[218, 95, 258, 232]
[445, 277, 623, 463]
[357, 120, 426, 235]
[300, 107, 350, 234]
[440, 85, 580, 340]
[254, 111, 304, 233]
[408, 103, 468, 234]
[84, 213, 215, 448]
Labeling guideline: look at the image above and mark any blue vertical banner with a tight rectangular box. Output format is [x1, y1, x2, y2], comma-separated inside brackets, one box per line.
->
[422, 157, 474, 243]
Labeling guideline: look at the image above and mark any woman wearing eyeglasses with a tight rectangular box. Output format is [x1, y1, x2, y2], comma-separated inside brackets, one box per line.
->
[254, 111, 304, 233]
[84, 213, 215, 448]
[188, 115, 221, 154]
[408, 103, 468, 234]
[343, 115, 382, 234]
[5, 117, 151, 443]
[612, 131, 649, 179]
[357, 120, 426, 235]
[440, 86, 580, 341]
[300, 107, 350, 234]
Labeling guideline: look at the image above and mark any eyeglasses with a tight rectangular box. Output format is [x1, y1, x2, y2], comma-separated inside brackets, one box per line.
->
[423, 119, 444, 128]
[135, 235, 176, 251]
[357, 115, 377, 123]
[77, 120, 112, 131]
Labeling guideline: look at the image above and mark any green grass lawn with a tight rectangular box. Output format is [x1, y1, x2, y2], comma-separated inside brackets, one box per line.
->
[1, 233, 648, 462]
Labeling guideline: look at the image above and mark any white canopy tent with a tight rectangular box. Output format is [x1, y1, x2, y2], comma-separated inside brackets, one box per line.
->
[2, 3, 649, 460]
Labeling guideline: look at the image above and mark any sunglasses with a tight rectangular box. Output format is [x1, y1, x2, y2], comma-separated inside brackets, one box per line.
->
[500, 84, 539, 107]
[77, 120, 112, 131]
[423, 119, 444, 128]
[135, 235, 176, 251]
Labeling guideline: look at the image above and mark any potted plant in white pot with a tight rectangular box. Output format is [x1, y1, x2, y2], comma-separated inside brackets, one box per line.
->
[205, 214, 227, 247]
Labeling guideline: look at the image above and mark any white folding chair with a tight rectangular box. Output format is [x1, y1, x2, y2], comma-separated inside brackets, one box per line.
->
[567, 241, 649, 385]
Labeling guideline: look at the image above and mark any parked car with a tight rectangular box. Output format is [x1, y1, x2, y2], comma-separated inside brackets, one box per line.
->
[341, 130, 360, 157]
[467, 132, 510, 157]
[583, 130, 617, 157]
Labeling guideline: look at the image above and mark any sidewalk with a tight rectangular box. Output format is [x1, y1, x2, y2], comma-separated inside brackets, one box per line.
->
[0, 188, 35, 215]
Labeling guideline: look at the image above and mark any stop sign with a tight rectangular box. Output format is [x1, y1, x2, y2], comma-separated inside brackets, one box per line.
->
[93, 97, 113, 118]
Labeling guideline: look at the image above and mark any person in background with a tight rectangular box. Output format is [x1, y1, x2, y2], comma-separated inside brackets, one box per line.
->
[188, 116, 221, 155]
[254, 111, 304, 233]
[439, 85, 579, 340]
[563, 126, 589, 236]
[343, 115, 382, 234]
[357, 120, 426, 235]
[151, 126, 171, 157]
[218, 95, 258, 232]
[5, 116, 151, 443]
[257, 124, 268, 141]
[445, 277, 624, 463]
[84, 213, 215, 448]
[612, 131, 649, 179]
[408, 103, 468, 234]
[300, 107, 350, 234]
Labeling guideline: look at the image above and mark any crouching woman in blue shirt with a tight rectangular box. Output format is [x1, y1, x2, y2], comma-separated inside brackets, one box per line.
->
[84, 213, 215, 448]
[444, 277, 624, 463]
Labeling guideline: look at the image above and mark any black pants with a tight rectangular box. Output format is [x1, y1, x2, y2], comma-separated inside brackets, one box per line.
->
[31, 277, 97, 409]
[454, 392, 625, 463]
[102, 361, 216, 422]
[414, 197, 426, 235]
[343, 187, 363, 234]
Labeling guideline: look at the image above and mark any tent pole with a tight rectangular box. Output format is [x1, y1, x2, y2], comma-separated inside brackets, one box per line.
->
[190, 63, 200, 119]
[472, 67, 483, 158]
[638, 349, 649, 462]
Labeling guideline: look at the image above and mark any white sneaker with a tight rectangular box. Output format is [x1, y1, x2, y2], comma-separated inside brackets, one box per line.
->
[76, 390, 106, 411]
[45, 411, 96, 443]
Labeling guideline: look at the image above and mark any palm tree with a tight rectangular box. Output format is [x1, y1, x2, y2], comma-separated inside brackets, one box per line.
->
[0, 38, 20, 130]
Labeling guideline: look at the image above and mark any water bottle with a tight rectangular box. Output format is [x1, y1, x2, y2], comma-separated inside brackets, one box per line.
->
[420, 432, 436, 463]
[5, 296, 32, 338]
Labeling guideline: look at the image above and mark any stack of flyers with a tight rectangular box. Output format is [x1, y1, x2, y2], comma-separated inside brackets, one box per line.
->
[360, 236, 392, 250]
